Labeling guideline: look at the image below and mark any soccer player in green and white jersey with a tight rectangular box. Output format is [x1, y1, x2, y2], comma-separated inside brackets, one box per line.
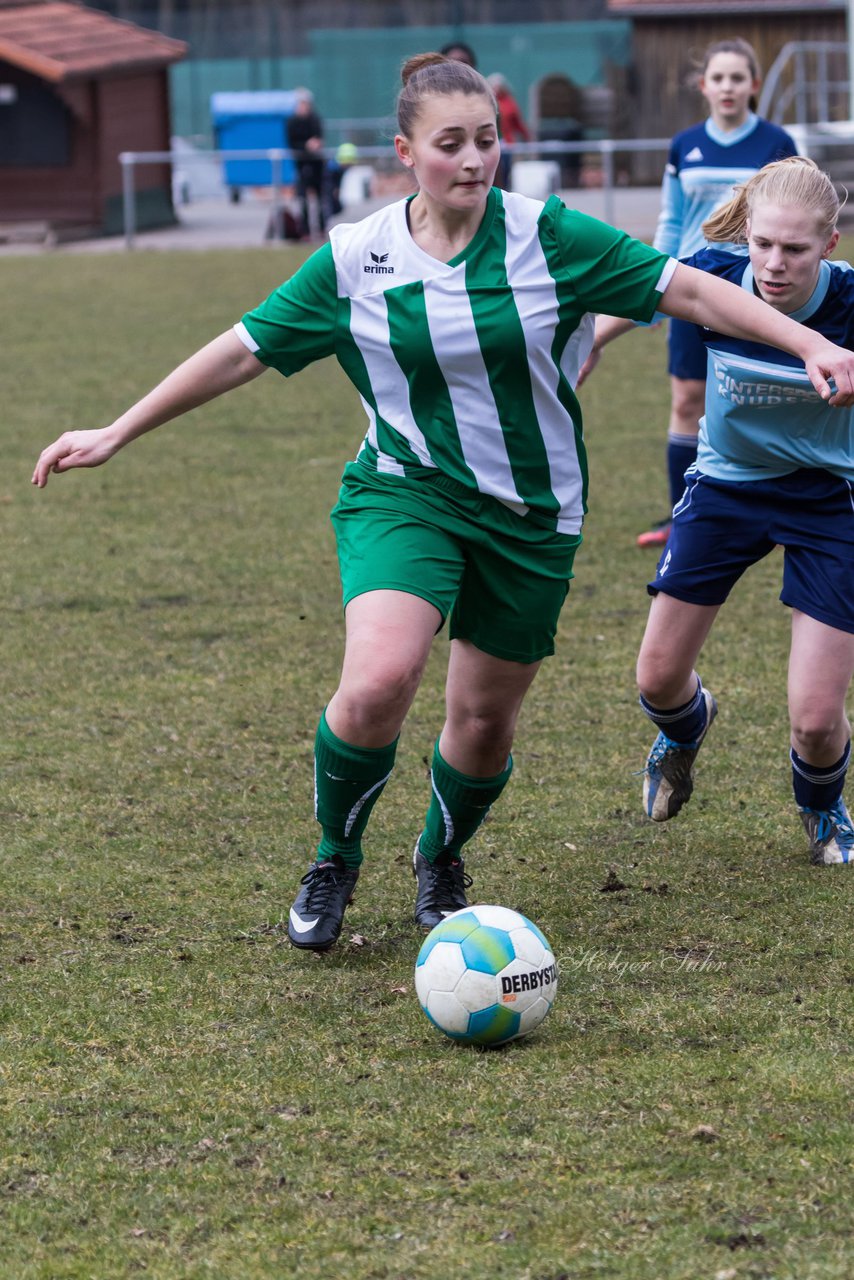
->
[33, 54, 854, 951]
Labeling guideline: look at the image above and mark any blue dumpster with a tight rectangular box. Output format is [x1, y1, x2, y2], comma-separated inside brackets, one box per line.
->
[211, 91, 299, 189]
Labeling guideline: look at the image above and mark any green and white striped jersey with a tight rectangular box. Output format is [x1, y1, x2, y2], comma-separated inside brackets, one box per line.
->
[236, 188, 674, 534]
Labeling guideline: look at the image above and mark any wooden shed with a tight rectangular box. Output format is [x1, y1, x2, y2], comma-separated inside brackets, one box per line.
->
[606, 0, 847, 181]
[0, 0, 187, 239]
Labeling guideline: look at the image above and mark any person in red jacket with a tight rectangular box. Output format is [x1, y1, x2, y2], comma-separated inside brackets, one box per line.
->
[488, 73, 531, 189]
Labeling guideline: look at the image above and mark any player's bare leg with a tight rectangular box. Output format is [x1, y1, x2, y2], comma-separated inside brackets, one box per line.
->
[788, 610, 854, 865]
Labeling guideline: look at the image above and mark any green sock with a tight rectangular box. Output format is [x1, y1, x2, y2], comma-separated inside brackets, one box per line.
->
[313, 711, 396, 870]
[314, 712, 397, 868]
[418, 742, 513, 864]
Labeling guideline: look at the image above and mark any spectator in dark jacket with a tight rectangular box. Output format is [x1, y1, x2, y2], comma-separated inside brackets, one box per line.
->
[287, 90, 326, 237]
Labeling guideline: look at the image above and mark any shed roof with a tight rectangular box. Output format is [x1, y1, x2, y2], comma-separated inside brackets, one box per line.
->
[0, 0, 187, 83]
[607, 0, 843, 13]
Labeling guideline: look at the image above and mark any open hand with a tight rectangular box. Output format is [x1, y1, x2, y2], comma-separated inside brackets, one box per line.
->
[32, 428, 119, 488]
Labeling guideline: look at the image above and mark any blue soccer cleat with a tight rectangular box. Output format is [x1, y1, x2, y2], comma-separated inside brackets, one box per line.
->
[642, 689, 718, 822]
[798, 799, 854, 866]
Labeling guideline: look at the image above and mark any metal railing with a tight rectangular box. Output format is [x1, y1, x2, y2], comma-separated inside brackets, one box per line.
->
[757, 41, 850, 125]
[119, 138, 672, 249]
[118, 128, 854, 250]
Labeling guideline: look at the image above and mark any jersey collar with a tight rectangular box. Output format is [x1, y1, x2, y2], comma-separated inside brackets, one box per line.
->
[741, 256, 832, 323]
[705, 112, 758, 148]
[402, 187, 498, 269]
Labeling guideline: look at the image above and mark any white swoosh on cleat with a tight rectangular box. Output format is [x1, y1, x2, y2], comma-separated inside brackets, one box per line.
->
[289, 908, 320, 933]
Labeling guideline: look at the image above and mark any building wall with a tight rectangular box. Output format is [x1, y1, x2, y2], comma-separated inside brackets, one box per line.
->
[0, 61, 176, 231]
[0, 63, 99, 223]
[96, 72, 177, 232]
[96, 73, 172, 195]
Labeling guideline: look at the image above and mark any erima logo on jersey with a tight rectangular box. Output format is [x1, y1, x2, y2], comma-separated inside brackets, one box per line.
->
[365, 251, 394, 274]
[685, 146, 704, 162]
[659, 550, 672, 577]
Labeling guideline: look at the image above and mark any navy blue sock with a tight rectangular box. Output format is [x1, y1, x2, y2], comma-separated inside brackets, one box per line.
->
[640, 677, 708, 744]
[667, 434, 698, 508]
[791, 741, 850, 810]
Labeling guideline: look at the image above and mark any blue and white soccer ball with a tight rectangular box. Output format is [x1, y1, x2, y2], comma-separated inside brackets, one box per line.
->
[414, 904, 558, 1046]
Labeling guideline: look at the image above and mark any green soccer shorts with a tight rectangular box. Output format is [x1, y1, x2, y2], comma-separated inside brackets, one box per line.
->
[330, 461, 582, 664]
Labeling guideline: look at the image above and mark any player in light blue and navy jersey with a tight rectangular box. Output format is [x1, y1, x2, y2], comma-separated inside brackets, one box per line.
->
[687, 247, 854, 483]
[656, 115, 799, 261]
[639, 38, 797, 548]
[621, 158, 853, 867]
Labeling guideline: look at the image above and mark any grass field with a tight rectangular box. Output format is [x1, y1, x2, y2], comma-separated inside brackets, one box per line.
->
[1, 245, 851, 1280]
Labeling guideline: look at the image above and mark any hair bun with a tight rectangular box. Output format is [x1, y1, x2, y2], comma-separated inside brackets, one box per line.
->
[401, 52, 447, 86]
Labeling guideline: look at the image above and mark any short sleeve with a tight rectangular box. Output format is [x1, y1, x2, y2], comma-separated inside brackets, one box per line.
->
[546, 200, 675, 323]
[237, 244, 339, 376]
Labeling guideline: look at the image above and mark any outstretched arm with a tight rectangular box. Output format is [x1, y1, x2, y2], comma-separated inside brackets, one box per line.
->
[32, 330, 266, 488]
[660, 263, 854, 405]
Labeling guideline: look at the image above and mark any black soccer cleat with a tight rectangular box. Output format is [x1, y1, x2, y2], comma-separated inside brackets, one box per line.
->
[287, 855, 360, 951]
[412, 843, 473, 931]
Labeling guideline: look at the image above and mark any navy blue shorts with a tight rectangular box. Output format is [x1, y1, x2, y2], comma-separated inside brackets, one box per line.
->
[649, 468, 854, 634]
[667, 316, 708, 381]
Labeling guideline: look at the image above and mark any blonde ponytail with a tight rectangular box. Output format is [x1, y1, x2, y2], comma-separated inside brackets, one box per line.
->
[703, 156, 841, 244]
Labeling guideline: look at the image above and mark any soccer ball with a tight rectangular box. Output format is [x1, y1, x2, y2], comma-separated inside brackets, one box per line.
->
[414, 904, 558, 1046]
